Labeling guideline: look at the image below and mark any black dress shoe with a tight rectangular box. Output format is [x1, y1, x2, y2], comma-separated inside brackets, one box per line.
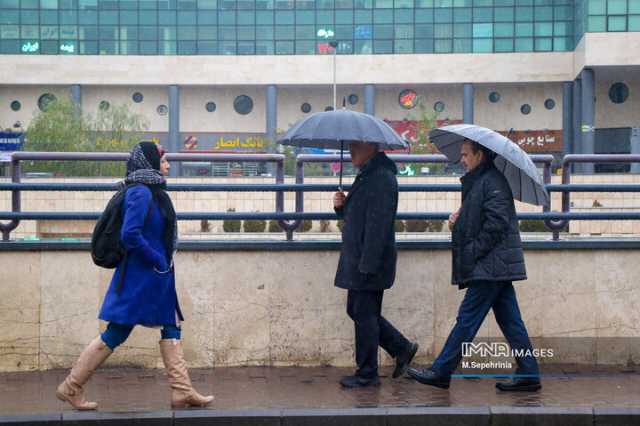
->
[340, 375, 381, 388]
[392, 342, 419, 379]
[407, 368, 450, 389]
[496, 378, 541, 392]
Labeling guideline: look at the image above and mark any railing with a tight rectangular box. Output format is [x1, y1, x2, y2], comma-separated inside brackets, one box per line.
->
[1, 152, 640, 243]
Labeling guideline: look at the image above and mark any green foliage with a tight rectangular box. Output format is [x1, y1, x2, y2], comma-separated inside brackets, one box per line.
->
[519, 220, 548, 232]
[405, 98, 445, 175]
[24, 96, 148, 176]
[394, 220, 406, 232]
[223, 208, 242, 232]
[337, 220, 344, 232]
[268, 219, 283, 232]
[298, 220, 313, 232]
[405, 219, 427, 232]
[243, 216, 267, 232]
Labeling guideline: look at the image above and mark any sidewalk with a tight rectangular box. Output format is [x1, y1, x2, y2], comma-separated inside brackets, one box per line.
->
[1, 365, 639, 425]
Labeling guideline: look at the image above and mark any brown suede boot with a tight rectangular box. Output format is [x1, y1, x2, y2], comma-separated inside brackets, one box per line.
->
[159, 339, 214, 409]
[55, 336, 113, 410]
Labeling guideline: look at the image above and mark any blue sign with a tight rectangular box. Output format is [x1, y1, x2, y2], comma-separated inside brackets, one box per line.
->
[0, 132, 24, 151]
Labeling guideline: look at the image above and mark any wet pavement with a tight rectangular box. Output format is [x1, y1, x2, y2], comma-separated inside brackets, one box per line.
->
[1, 365, 639, 416]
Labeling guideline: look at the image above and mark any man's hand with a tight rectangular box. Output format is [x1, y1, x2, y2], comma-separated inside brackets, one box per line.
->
[448, 208, 460, 228]
[333, 191, 346, 209]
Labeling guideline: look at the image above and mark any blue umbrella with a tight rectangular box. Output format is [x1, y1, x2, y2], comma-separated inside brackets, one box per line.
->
[278, 109, 408, 188]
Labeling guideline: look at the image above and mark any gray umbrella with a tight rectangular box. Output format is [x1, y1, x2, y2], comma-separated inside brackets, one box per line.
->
[429, 124, 550, 207]
[278, 109, 408, 188]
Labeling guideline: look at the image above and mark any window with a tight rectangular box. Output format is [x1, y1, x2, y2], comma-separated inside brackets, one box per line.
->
[206, 101, 217, 112]
[38, 93, 57, 111]
[348, 94, 359, 105]
[489, 91, 501, 103]
[132, 92, 144, 103]
[520, 104, 531, 115]
[301, 102, 312, 113]
[99, 100, 110, 111]
[10, 100, 21, 111]
[609, 82, 629, 104]
[234, 95, 254, 114]
[544, 98, 555, 110]
[157, 104, 168, 115]
[433, 101, 445, 112]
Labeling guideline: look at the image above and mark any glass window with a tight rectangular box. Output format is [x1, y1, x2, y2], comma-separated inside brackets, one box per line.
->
[414, 38, 433, 52]
[335, 24, 353, 38]
[237, 26, 254, 39]
[159, 11, 176, 25]
[494, 7, 514, 22]
[373, 10, 393, 23]
[1, 25, 20, 39]
[218, 26, 236, 39]
[394, 39, 413, 53]
[534, 22, 552, 36]
[198, 25, 217, 39]
[120, 11, 138, 25]
[79, 11, 98, 25]
[434, 8, 453, 23]
[38, 93, 57, 111]
[60, 11, 77, 25]
[534, 6, 552, 21]
[394, 9, 413, 23]
[520, 104, 531, 114]
[473, 38, 491, 52]
[0, 12, 19, 25]
[534, 37, 551, 51]
[139, 26, 157, 40]
[434, 38, 452, 52]
[515, 37, 532, 51]
[40, 11, 58, 25]
[256, 11, 273, 24]
[373, 39, 392, 53]
[316, 11, 333, 24]
[139, 0, 158, 9]
[79, 25, 97, 39]
[553, 36, 570, 51]
[355, 10, 373, 24]
[256, 25, 273, 39]
[473, 23, 492, 37]
[237, 41, 255, 54]
[99, 26, 118, 39]
[256, 40, 274, 53]
[336, 10, 353, 24]
[553, 21, 571, 36]
[454, 23, 471, 37]
[609, 82, 629, 104]
[237, 11, 255, 25]
[515, 6, 533, 21]
[199, 11, 218, 24]
[159, 40, 176, 54]
[78, 0, 97, 9]
[433, 101, 445, 112]
[494, 22, 513, 36]
[608, 16, 626, 32]
[178, 26, 197, 40]
[415, 23, 433, 37]
[121, 26, 138, 40]
[434, 23, 452, 37]
[415, 9, 434, 23]
[178, 40, 197, 53]
[295, 40, 315, 53]
[488, 91, 501, 102]
[0, 40, 21, 53]
[275, 25, 293, 39]
[275, 11, 294, 24]
[199, 40, 219, 53]
[295, 25, 314, 38]
[219, 11, 236, 25]
[159, 26, 176, 39]
[554, 5, 572, 20]
[79, 40, 98, 53]
[587, 0, 605, 14]
[515, 22, 533, 36]
[473, 7, 493, 22]
[607, 0, 627, 15]
[544, 98, 555, 110]
[296, 10, 314, 24]
[21, 11, 39, 25]
[21, 25, 39, 38]
[373, 24, 393, 38]
[275, 40, 293, 53]
[198, 0, 217, 8]
[588, 15, 606, 31]
[453, 7, 472, 22]
[40, 25, 58, 39]
[629, 16, 640, 31]
[395, 24, 413, 38]
[178, 11, 197, 25]
[453, 38, 471, 52]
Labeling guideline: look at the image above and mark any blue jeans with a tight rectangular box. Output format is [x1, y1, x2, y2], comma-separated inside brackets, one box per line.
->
[100, 322, 181, 350]
[432, 281, 539, 378]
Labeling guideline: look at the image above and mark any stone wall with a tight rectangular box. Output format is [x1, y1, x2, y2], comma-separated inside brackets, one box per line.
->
[1, 247, 638, 372]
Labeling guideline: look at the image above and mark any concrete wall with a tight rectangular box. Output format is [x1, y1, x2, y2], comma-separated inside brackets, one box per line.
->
[1, 248, 639, 372]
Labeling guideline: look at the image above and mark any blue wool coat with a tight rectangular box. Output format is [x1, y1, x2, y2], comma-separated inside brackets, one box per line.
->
[99, 184, 183, 326]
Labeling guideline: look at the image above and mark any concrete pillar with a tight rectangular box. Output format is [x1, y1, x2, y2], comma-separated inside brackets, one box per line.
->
[572, 78, 582, 173]
[266, 84, 278, 144]
[168, 85, 180, 177]
[463, 83, 474, 124]
[580, 68, 595, 174]
[364, 84, 375, 116]
[70, 84, 81, 116]
[562, 81, 573, 158]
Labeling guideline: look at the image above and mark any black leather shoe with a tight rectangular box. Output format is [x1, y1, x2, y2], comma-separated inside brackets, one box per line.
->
[407, 368, 450, 389]
[392, 342, 419, 379]
[496, 378, 541, 392]
[340, 375, 381, 388]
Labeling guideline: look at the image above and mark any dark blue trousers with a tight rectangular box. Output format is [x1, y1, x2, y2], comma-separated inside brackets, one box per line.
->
[347, 290, 412, 379]
[432, 281, 539, 378]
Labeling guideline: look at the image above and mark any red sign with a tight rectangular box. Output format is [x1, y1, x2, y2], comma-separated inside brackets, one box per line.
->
[497, 129, 563, 153]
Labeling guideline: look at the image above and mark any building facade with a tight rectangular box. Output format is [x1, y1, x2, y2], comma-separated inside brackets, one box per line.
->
[0, 0, 639, 174]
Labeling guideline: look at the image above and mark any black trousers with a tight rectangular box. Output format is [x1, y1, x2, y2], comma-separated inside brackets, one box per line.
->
[347, 289, 411, 379]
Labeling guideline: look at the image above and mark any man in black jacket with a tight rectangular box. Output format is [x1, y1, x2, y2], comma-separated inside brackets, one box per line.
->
[408, 140, 541, 392]
[334, 142, 418, 388]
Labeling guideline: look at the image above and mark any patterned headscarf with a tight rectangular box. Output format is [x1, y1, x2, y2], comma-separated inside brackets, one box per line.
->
[125, 142, 166, 187]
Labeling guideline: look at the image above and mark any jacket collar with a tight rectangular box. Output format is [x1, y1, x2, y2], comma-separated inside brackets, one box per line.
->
[460, 160, 494, 199]
[358, 151, 397, 177]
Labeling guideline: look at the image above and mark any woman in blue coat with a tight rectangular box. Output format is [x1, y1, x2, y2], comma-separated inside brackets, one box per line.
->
[56, 142, 213, 410]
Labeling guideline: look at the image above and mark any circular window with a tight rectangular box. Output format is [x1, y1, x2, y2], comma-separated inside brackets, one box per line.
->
[233, 95, 254, 115]
[37, 93, 57, 111]
[433, 101, 445, 113]
[324, 106, 334, 111]
[301, 102, 312, 113]
[609, 82, 629, 104]
[520, 104, 532, 115]
[398, 89, 418, 109]
[99, 100, 110, 111]
[489, 92, 501, 103]
[544, 98, 556, 110]
[205, 101, 216, 112]
[348, 94, 359, 105]
[10, 100, 21, 111]
[132, 92, 144, 103]
[157, 104, 168, 116]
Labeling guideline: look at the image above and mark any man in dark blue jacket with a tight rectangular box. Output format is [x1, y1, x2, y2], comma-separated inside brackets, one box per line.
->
[408, 140, 541, 392]
[334, 142, 418, 388]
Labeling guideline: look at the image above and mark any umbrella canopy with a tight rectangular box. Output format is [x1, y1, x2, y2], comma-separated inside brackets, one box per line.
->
[429, 124, 549, 207]
[278, 109, 408, 150]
